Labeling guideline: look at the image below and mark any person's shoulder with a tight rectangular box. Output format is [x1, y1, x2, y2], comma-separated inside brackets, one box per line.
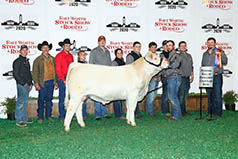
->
[13, 57, 20, 64]
[91, 46, 99, 52]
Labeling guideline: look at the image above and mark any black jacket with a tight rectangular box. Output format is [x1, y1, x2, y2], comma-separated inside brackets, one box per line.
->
[13, 55, 32, 86]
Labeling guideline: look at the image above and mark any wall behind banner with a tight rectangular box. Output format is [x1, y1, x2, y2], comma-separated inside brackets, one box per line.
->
[0, 0, 237, 102]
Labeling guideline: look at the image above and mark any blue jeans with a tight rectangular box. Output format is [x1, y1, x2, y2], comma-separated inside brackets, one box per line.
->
[167, 76, 182, 120]
[82, 99, 88, 119]
[94, 101, 108, 118]
[58, 80, 66, 119]
[113, 101, 123, 118]
[15, 84, 30, 124]
[206, 74, 223, 116]
[146, 77, 159, 115]
[37, 80, 54, 119]
[178, 77, 190, 113]
[161, 77, 169, 114]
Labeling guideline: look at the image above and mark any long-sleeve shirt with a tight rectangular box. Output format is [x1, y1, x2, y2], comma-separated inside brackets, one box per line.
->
[164, 51, 182, 77]
[55, 50, 74, 82]
[179, 51, 193, 77]
[201, 47, 228, 75]
[89, 46, 111, 66]
[126, 51, 141, 64]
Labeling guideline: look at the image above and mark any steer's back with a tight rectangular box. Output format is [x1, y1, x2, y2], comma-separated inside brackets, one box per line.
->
[67, 63, 142, 100]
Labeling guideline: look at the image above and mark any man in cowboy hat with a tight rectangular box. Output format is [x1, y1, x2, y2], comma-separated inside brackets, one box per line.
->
[55, 38, 74, 122]
[32, 41, 58, 123]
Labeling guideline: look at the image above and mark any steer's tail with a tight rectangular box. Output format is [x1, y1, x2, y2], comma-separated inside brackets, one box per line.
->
[64, 63, 74, 110]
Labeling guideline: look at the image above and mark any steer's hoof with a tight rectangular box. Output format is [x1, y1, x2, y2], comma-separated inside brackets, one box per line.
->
[127, 120, 131, 125]
[65, 128, 70, 132]
[80, 124, 86, 128]
[131, 123, 136, 127]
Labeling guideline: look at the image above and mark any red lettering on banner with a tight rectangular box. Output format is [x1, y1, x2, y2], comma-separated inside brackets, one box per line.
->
[1, 40, 37, 56]
[5, 0, 35, 5]
[55, 16, 90, 31]
[155, 18, 187, 33]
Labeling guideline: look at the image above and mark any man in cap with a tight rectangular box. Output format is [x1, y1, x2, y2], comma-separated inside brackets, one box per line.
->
[32, 41, 58, 123]
[13, 45, 33, 127]
[55, 38, 74, 122]
[89, 35, 112, 120]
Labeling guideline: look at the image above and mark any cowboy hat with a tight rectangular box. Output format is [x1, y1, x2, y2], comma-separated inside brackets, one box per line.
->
[37, 41, 52, 51]
[58, 38, 72, 47]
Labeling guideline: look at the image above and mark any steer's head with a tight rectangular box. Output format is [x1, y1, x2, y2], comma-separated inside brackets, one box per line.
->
[144, 52, 169, 69]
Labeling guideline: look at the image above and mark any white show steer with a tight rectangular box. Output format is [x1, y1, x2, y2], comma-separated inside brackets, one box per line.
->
[64, 52, 169, 131]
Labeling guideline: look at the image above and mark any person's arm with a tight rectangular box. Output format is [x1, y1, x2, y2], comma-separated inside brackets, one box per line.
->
[32, 59, 40, 90]
[126, 55, 134, 64]
[201, 53, 205, 67]
[55, 55, 65, 82]
[168, 54, 181, 69]
[221, 50, 228, 65]
[190, 54, 194, 83]
[111, 61, 118, 66]
[89, 50, 96, 64]
[13, 60, 24, 85]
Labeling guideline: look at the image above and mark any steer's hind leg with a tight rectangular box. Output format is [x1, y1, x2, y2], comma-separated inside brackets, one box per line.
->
[75, 97, 86, 128]
[127, 97, 138, 127]
[125, 100, 130, 125]
[64, 98, 81, 132]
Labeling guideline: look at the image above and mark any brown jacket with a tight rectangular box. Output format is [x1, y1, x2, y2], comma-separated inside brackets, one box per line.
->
[32, 54, 58, 87]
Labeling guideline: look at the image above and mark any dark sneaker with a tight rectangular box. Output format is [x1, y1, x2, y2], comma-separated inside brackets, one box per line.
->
[25, 119, 33, 124]
[38, 119, 43, 124]
[168, 117, 176, 121]
[104, 116, 112, 119]
[84, 117, 90, 120]
[16, 123, 27, 127]
[46, 118, 55, 122]
[96, 117, 101, 121]
[136, 114, 144, 118]
[60, 119, 64, 122]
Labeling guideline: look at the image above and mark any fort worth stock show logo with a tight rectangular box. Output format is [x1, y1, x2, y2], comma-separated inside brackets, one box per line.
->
[202, 0, 233, 10]
[4, 0, 35, 5]
[154, 18, 187, 33]
[155, 0, 188, 9]
[105, 0, 140, 8]
[1, 40, 37, 56]
[55, 16, 90, 31]
[201, 18, 233, 33]
[55, 0, 91, 6]
[1, 14, 39, 30]
[106, 17, 140, 32]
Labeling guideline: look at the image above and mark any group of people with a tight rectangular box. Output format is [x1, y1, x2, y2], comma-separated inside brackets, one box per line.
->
[12, 36, 228, 127]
